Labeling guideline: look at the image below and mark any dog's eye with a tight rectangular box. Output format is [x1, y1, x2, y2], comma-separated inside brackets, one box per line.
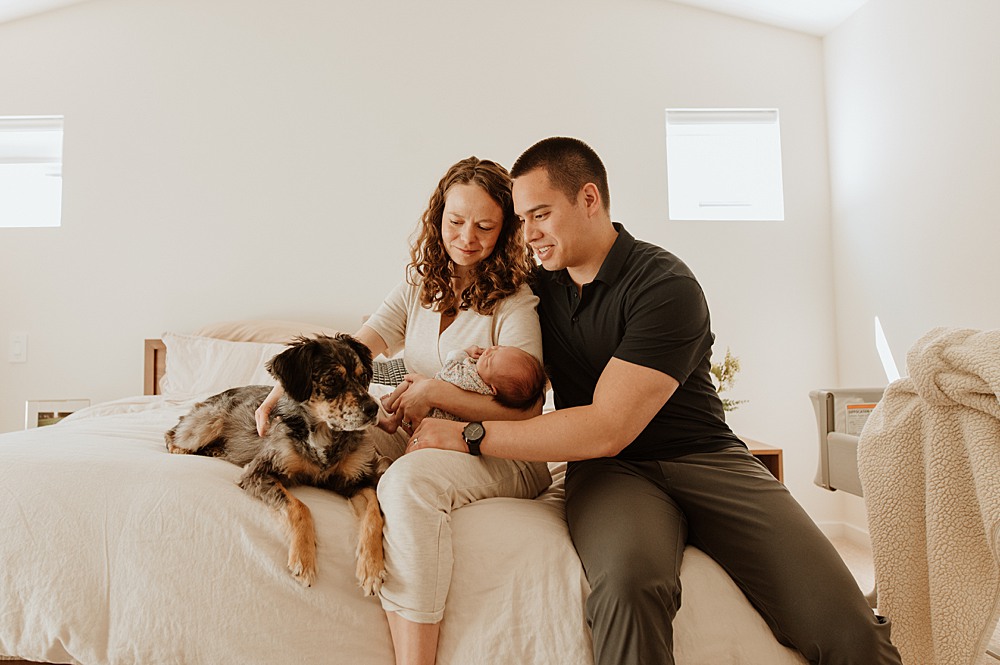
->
[322, 374, 344, 388]
[316, 382, 343, 401]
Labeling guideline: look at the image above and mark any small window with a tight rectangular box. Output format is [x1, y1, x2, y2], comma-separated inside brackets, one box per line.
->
[665, 108, 784, 221]
[0, 115, 64, 228]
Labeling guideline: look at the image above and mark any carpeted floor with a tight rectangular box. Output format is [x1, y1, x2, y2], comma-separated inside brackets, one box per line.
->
[829, 535, 1000, 664]
[981, 620, 1000, 665]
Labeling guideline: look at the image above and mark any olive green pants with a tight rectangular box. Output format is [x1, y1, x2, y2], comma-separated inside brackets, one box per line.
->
[565, 445, 902, 665]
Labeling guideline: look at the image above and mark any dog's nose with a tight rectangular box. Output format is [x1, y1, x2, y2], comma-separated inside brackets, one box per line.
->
[362, 400, 378, 419]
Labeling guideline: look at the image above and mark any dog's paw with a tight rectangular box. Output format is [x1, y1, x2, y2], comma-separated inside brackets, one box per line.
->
[165, 440, 189, 455]
[288, 546, 317, 588]
[356, 557, 387, 596]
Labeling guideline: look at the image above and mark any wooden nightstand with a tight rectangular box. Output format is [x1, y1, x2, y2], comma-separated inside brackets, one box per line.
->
[742, 437, 783, 483]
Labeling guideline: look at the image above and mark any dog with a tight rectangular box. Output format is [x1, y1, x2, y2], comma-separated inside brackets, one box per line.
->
[164, 333, 390, 593]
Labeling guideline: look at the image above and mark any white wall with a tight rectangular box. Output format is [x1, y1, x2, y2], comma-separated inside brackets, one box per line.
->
[0, 0, 843, 520]
[824, 0, 1000, 525]
[826, 0, 1000, 386]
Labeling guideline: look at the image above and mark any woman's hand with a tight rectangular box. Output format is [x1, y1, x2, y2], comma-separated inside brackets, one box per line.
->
[385, 373, 434, 430]
[255, 385, 284, 436]
[379, 378, 413, 414]
[378, 378, 413, 434]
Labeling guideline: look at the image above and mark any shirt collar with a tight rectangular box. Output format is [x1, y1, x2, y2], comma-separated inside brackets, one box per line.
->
[594, 222, 635, 285]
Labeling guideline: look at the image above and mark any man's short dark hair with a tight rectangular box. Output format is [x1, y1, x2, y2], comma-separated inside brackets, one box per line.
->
[511, 137, 610, 214]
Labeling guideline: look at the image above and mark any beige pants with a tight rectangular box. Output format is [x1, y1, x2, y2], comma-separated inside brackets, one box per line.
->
[368, 428, 551, 623]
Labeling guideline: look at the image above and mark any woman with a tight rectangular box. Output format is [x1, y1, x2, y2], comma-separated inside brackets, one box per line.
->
[256, 156, 551, 665]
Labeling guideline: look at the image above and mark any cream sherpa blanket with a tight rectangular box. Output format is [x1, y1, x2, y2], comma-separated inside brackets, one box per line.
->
[859, 327, 1000, 665]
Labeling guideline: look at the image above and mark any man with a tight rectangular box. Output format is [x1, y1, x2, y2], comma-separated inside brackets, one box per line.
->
[409, 137, 901, 664]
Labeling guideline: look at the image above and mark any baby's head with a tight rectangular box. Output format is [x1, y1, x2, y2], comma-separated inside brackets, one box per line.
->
[476, 346, 547, 410]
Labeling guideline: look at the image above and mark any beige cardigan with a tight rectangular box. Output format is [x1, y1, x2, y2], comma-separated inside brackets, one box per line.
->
[363, 279, 542, 377]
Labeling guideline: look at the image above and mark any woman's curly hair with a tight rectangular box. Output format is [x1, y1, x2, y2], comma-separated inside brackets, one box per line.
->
[408, 157, 533, 317]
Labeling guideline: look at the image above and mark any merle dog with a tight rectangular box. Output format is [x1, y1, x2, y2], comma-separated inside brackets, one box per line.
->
[165, 334, 389, 592]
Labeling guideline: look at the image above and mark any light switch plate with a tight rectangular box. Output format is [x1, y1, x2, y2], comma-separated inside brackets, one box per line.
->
[9, 332, 27, 363]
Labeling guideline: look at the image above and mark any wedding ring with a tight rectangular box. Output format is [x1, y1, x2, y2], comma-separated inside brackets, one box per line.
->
[403, 420, 412, 428]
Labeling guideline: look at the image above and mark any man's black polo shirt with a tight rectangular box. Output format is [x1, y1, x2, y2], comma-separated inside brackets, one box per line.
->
[532, 223, 744, 460]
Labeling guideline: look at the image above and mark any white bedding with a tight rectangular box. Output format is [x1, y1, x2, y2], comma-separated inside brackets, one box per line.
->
[0, 395, 806, 665]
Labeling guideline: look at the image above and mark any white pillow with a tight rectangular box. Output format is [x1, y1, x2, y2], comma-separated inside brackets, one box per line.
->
[160, 333, 289, 397]
[193, 319, 342, 344]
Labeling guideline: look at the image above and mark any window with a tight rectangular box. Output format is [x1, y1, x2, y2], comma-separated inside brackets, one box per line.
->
[0, 115, 64, 228]
[665, 108, 784, 221]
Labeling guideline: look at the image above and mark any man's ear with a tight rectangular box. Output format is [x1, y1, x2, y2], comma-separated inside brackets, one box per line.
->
[266, 337, 316, 402]
[581, 182, 602, 217]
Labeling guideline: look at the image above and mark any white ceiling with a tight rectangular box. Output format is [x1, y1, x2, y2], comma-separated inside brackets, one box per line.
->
[0, 0, 86, 24]
[667, 0, 870, 36]
[0, 0, 869, 36]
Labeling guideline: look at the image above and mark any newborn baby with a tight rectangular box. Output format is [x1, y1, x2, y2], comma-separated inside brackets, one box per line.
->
[378, 345, 546, 433]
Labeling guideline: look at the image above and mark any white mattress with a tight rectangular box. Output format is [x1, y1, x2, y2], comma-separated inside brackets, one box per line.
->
[0, 395, 806, 664]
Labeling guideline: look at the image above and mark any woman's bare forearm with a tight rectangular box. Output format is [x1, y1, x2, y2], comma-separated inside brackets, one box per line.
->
[429, 380, 541, 422]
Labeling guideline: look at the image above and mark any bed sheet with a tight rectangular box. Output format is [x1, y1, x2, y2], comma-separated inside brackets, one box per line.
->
[0, 396, 806, 665]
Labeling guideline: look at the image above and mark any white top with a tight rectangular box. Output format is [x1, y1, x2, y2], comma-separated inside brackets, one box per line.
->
[364, 279, 542, 378]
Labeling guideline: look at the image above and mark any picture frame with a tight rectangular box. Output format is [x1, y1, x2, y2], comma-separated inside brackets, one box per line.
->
[25, 399, 90, 429]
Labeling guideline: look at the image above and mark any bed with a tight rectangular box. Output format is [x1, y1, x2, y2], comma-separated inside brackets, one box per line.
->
[0, 322, 808, 665]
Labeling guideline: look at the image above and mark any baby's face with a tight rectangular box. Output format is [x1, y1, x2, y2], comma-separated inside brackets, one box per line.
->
[476, 345, 522, 386]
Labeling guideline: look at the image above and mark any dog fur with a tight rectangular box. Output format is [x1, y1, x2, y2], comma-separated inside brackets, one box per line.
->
[164, 333, 389, 593]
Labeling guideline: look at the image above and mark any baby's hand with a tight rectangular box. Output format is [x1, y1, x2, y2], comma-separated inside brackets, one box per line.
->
[377, 412, 400, 434]
[465, 345, 485, 359]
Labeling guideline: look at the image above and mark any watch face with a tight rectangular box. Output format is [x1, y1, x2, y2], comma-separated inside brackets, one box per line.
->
[464, 422, 484, 441]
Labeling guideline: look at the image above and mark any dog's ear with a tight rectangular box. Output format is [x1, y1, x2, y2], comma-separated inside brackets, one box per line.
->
[266, 337, 317, 402]
[336, 333, 373, 373]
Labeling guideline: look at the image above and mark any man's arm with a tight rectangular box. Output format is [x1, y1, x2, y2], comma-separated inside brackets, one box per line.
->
[408, 357, 678, 461]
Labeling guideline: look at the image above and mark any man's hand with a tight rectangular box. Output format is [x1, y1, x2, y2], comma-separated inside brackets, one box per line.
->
[408, 418, 468, 454]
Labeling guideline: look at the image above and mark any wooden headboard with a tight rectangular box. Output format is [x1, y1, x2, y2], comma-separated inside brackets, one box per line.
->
[144, 339, 166, 396]
[141, 320, 354, 397]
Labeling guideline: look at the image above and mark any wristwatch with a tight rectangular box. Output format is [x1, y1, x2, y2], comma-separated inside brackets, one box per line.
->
[462, 422, 485, 456]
